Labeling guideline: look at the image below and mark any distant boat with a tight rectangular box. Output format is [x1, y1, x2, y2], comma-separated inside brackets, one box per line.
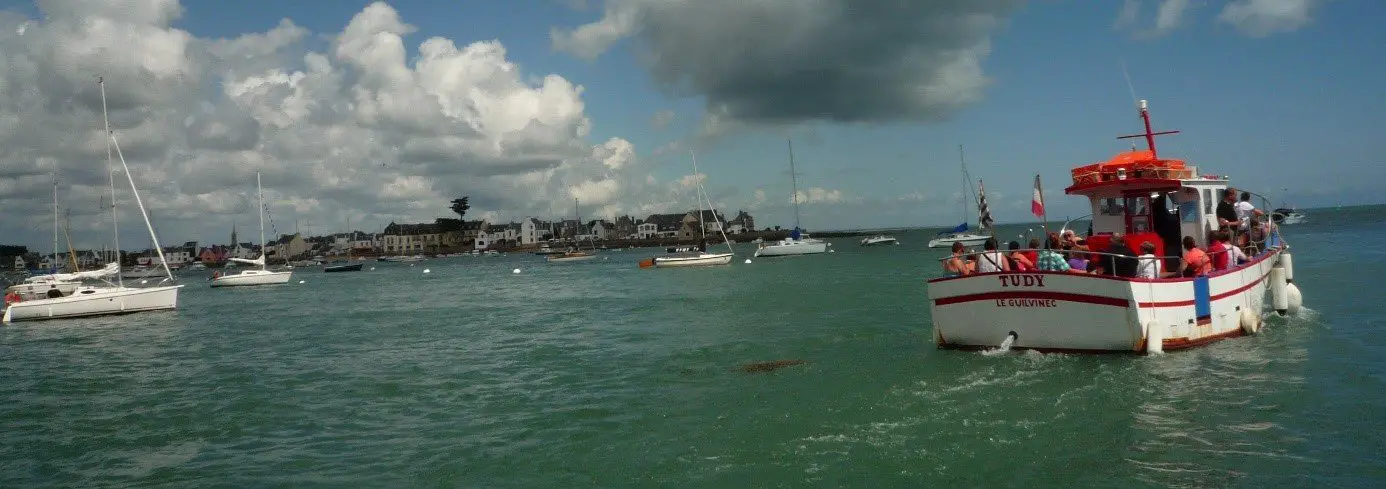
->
[860, 235, 899, 246]
[928, 145, 993, 249]
[323, 262, 363, 273]
[210, 172, 293, 288]
[548, 198, 597, 264]
[646, 151, 735, 268]
[1272, 207, 1306, 225]
[754, 139, 829, 258]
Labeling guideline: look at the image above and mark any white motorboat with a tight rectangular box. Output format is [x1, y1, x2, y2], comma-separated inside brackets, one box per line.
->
[1272, 207, 1306, 225]
[210, 172, 293, 288]
[753, 139, 830, 258]
[860, 235, 899, 246]
[927, 231, 990, 249]
[927, 99, 1303, 353]
[378, 255, 425, 263]
[5, 79, 183, 322]
[645, 151, 737, 269]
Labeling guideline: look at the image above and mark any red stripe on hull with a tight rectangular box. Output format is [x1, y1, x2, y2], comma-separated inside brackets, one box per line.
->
[1138, 270, 1270, 308]
[933, 291, 1129, 308]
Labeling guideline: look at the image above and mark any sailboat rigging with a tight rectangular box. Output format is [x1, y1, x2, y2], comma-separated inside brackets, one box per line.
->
[927, 144, 992, 248]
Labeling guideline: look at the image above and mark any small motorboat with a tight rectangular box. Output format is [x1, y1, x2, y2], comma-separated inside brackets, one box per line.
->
[1271, 207, 1306, 225]
[860, 235, 899, 246]
[323, 262, 363, 273]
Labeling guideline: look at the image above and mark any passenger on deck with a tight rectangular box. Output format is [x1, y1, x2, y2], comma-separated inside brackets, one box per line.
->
[1102, 233, 1139, 278]
[943, 241, 974, 277]
[1245, 213, 1269, 255]
[976, 238, 1010, 273]
[1037, 234, 1082, 273]
[1063, 244, 1089, 273]
[1135, 241, 1172, 278]
[1208, 231, 1229, 270]
[1235, 192, 1256, 232]
[1218, 230, 1248, 269]
[1023, 238, 1041, 268]
[1180, 236, 1213, 277]
[1008, 241, 1034, 271]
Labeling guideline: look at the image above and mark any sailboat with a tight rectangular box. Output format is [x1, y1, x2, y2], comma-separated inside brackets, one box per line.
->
[927, 145, 992, 248]
[324, 216, 363, 273]
[209, 172, 293, 287]
[547, 198, 598, 263]
[4, 78, 183, 323]
[6, 183, 88, 301]
[754, 139, 830, 257]
[644, 151, 736, 268]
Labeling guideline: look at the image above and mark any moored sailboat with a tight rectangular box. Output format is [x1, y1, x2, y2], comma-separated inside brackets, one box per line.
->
[4, 78, 183, 323]
[645, 151, 736, 268]
[754, 139, 829, 257]
[209, 172, 293, 287]
[548, 198, 598, 263]
[928, 145, 993, 248]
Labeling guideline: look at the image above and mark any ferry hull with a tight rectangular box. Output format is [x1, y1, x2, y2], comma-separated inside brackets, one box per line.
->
[927, 249, 1281, 353]
[4, 285, 183, 323]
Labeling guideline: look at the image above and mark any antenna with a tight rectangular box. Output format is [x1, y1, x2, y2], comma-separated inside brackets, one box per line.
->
[1120, 58, 1139, 109]
[1116, 100, 1181, 159]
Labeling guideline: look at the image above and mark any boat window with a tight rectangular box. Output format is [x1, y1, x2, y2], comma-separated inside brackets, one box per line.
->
[1202, 189, 1213, 215]
[1125, 196, 1148, 216]
[1100, 198, 1125, 216]
[1180, 200, 1199, 222]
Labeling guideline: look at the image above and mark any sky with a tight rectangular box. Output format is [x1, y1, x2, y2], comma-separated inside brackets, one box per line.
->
[0, 0, 1381, 252]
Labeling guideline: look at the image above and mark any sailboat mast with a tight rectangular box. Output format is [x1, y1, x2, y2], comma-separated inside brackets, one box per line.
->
[52, 181, 59, 272]
[690, 151, 709, 242]
[257, 171, 266, 270]
[958, 144, 981, 228]
[787, 138, 801, 231]
[100, 78, 124, 287]
[101, 78, 174, 282]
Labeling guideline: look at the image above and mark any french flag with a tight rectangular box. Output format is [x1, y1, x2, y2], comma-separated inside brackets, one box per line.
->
[1031, 175, 1045, 219]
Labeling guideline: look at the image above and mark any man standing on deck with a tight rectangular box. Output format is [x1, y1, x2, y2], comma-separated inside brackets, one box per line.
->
[1216, 189, 1239, 235]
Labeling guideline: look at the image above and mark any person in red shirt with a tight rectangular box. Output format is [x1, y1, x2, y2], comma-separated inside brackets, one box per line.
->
[1208, 230, 1229, 271]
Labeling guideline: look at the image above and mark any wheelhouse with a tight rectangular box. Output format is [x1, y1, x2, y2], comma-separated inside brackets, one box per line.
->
[1065, 150, 1227, 259]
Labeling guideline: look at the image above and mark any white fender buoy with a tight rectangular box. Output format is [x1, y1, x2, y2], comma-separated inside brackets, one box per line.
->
[140, 280, 148, 284]
[1281, 252, 1295, 284]
[423, 268, 431, 274]
[744, 259, 752, 264]
[512, 268, 521, 274]
[298, 280, 306, 284]
[369, 267, 376, 271]
[1239, 309, 1261, 335]
[1145, 321, 1164, 354]
[1286, 283, 1303, 315]
[1270, 267, 1288, 315]
[829, 249, 836, 253]
[410, 263, 415, 267]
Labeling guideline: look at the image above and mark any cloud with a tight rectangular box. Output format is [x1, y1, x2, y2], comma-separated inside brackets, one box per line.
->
[650, 109, 674, 130]
[1218, 0, 1319, 37]
[0, 1, 659, 250]
[1117, 0, 1321, 38]
[552, 0, 1023, 125]
[791, 187, 845, 205]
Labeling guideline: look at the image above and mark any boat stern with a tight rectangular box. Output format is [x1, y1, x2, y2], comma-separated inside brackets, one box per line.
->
[928, 272, 1144, 352]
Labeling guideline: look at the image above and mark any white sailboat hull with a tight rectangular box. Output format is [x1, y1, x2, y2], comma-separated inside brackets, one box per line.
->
[653, 252, 734, 268]
[547, 253, 597, 263]
[209, 270, 293, 287]
[928, 233, 990, 248]
[4, 285, 183, 323]
[754, 239, 828, 257]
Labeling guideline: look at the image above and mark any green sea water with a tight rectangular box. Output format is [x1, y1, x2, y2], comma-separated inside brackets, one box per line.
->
[2, 206, 1383, 488]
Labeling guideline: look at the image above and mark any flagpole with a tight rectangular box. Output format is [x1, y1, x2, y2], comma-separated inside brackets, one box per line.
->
[1035, 174, 1050, 247]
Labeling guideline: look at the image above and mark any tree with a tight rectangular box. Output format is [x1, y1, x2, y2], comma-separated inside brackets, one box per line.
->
[450, 197, 470, 219]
